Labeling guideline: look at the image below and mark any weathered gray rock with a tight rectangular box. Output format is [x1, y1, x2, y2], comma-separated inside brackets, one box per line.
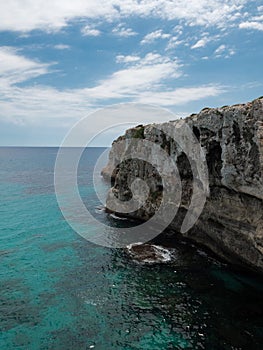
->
[102, 97, 263, 273]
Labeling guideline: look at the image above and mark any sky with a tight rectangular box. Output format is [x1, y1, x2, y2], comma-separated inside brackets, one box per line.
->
[0, 0, 262, 146]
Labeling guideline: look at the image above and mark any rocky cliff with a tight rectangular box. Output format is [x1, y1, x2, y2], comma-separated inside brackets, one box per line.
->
[102, 97, 263, 273]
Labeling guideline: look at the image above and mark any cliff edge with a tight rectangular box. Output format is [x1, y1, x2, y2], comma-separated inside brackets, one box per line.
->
[102, 97, 263, 273]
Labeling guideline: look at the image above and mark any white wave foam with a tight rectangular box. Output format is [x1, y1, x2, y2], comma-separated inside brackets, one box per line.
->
[110, 213, 128, 220]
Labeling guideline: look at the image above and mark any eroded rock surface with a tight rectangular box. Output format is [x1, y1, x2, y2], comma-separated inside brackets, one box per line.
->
[102, 97, 263, 273]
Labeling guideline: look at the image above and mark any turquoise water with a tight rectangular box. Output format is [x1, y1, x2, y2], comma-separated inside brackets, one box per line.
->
[0, 147, 263, 350]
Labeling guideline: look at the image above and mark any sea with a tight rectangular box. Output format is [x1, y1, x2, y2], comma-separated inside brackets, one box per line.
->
[0, 147, 263, 350]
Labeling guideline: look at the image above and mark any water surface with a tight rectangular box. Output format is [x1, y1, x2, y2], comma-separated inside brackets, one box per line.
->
[0, 147, 262, 349]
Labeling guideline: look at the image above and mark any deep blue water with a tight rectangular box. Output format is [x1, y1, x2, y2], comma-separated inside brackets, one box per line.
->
[0, 147, 263, 350]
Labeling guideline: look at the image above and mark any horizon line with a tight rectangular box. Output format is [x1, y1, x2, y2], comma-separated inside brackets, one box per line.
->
[0, 145, 110, 148]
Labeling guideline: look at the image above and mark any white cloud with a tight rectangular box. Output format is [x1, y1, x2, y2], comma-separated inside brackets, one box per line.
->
[0, 1, 117, 32]
[0, 46, 53, 85]
[166, 37, 184, 50]
[148, 0, 247, 27]
[191, 37, 210, 49]
[252, 15, 263, 21]
[0, 48, 226, 128]
[87, 53, 182, 99]
[191, 32, 225, 50]
[0, 47, 90, 125]
[136, 85, 225, 106]
[173, 25, 183, 35]
[239, 5, 263, 31]
[0, 1, 251, 33]
[214, 44, 235, 58]
[166, 26, 184, 50]
[112, 24, 137, 37]
[0, 84, 93, 126]
[81, 25, 101, 36]
[239, 21, 263, 31]
[141, 29, 170, 44]
[214, 44, 226, 54]
[0, 49, 184, 125]
[54, 44, 70, 50]
[116, 55, 140, 63]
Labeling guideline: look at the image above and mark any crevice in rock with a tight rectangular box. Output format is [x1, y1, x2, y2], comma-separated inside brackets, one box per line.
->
[193, 126, 200, 141]
[206, 141, 223, 185]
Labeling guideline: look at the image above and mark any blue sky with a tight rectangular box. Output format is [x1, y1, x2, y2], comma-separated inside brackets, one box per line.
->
[0, 0, 262, 146]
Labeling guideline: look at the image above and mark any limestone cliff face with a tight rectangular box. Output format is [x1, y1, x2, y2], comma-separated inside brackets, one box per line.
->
[102, 97, 263, 273]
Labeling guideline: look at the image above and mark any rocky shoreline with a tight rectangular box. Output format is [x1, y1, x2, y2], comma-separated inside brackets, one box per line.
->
[102, 97, 263, 274]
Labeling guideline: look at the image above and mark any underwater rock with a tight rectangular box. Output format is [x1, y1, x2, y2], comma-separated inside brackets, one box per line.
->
[126, 243, 173, 264]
